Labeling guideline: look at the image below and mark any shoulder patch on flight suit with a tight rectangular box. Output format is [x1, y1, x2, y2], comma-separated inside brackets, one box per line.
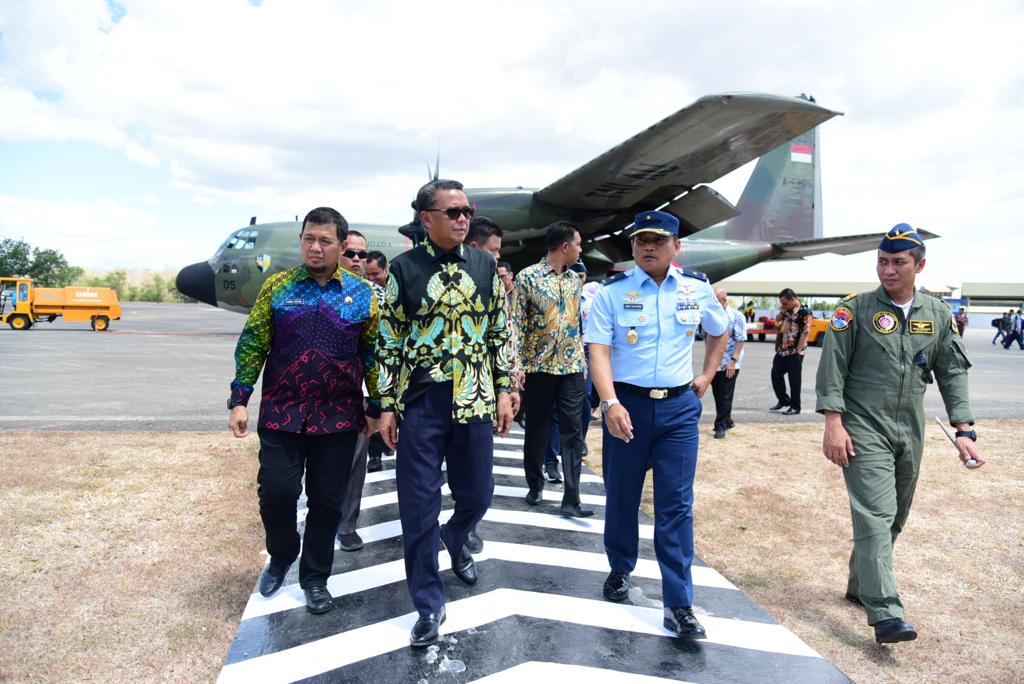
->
[909, 320, 934, 334]
[831, 306, 853, 331]
[872, 311, 898, 334]
[950, 314, 958, 333]
[682, 268, 707, 282]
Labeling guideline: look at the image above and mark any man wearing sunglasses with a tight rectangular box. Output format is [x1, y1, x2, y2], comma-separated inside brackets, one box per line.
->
[335, 231, 387, 552]
[378, 179, 515, 647]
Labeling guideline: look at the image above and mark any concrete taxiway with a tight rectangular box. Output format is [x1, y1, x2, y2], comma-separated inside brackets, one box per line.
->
[1, 302, 1020, 431]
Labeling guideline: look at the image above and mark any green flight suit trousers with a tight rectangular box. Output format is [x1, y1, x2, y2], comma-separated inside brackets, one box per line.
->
[841, 414, 923, 624]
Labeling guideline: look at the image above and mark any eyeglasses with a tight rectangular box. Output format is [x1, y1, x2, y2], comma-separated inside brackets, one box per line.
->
[426, 206, 475, 220]
[343, 249, 368, 259]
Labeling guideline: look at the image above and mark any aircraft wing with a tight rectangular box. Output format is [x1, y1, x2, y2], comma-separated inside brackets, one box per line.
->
[534, 93, 841, 211]
[771, 229, 940, 258]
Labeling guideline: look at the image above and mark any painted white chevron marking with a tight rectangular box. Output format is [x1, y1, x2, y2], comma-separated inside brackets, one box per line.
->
[472, 662, 692, 683]
[364, 464, 602, 484]
[218, 589, 821, 683]
[296, 483, 606, 526]
[242, 541, 738, 620]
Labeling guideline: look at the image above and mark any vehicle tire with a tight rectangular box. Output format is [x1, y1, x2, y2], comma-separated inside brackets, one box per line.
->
[9, 314, 31, 330]
[91, 316, 110, 331]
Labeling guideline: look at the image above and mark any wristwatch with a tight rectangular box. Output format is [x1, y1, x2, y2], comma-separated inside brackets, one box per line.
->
[955, 430, 977, 441]
[599, 398, 620, 415]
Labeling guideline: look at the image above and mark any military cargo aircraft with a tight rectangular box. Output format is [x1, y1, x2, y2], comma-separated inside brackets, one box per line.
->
[177, 92, 932, 313]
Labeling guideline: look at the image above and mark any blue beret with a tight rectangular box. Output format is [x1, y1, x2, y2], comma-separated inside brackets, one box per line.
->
[568, 259, 587, 274]
[629, 210, 679, 238]
[879, 223, 924, 253]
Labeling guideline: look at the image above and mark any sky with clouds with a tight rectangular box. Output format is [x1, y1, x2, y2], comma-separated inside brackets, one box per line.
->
[1, 0, 1022, 289]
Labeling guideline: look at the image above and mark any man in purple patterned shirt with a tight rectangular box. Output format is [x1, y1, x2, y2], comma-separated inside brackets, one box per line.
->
[228, 206, 380, 615]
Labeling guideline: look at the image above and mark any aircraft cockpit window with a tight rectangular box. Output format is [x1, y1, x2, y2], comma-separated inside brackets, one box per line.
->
[243, 236, 257, 249]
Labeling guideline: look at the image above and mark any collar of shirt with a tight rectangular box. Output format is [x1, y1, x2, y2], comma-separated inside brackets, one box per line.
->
[629, 265, 682, 290]
[537, 256, 573, 278]
[297, 263, 345, 285]
[424, 236, 466, 263]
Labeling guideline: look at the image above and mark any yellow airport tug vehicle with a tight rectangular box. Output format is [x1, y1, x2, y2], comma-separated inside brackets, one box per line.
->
[0, 276, 123, 331]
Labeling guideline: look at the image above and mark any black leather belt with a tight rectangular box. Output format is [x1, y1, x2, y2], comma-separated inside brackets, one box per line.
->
[614, 381, 691, 400]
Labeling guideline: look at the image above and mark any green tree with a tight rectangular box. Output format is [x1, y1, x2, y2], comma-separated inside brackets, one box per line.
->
[29, 248, 82, 287]
[0, 238, 33, 277]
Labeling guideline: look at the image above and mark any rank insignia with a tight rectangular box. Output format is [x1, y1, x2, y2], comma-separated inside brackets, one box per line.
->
[909, 320, 934, 335]
[830, 306, 853, 331]
[872, 311, 898, 334]
[841, 293, 857, 302]
[626, 328, 639, 345]
[687, 329, 694, 337]
[950, 314, 958, 333]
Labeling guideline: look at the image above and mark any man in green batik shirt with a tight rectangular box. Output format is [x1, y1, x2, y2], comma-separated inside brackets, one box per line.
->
[816, 223, 984, 645]
[377, 178, 515, 648]
[513, 220, 591, 518]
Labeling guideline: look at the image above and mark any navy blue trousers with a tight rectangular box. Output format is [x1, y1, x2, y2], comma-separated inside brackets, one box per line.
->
[602, 389, 701, 608]
[396, 382, 494, 615]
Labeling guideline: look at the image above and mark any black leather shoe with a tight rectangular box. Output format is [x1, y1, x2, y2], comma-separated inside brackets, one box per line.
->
[844, 591, 863, 607]
[410, 606, 446, 647]
[440, 525, 478, 586]
[560, 503, 594, 518]
[258, 562, 290, 597]
[304, 585, 333, 614]
[544, 462, 562, 483]
[713, 427, 726, 439]
[725, 419, 736, 430]
[874, 617, 918, 644]
[367, 455, 383, 472]
[768, 401, 789, 411]
[783, 407, 801, 415]
[525, 489, 543, 505]
[465, 527, 484, 554]
[664, 606, 706, 639]
[603, 571, 630, 602]
[337, 531, 364, 551]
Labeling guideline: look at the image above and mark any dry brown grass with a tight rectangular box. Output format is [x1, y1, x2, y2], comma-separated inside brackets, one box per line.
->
[586, 419, 1024, 684]
[0, 431, 262, 683]
[2, 424, 1020, 683]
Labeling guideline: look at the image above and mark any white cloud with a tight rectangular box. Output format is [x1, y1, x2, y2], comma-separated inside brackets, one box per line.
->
[0, 0, 1022, 282]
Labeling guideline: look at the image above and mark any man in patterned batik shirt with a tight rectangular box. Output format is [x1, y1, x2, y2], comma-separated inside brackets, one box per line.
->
[514, 221, 592, 518]
[228, 206, 380, 616]
[377, 179, 515, 648]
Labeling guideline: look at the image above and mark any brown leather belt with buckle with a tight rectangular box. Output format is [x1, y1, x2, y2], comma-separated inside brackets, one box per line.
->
[613, 381, 691, 400]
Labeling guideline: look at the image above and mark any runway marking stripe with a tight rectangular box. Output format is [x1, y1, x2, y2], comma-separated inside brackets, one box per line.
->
[473, 662, 693, 684]
[241, 541, 738, 620]
[218, 589, 821, 683]
[295, 485, 606, 527]
[366, 465, 602, 485]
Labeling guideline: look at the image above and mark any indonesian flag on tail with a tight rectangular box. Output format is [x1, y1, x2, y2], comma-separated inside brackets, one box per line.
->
[790, 143, 813, 164]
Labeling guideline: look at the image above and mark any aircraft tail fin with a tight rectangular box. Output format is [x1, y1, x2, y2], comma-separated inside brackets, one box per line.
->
[723, 124, 822, 242]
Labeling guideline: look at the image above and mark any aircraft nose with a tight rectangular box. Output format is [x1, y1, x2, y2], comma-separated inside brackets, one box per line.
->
[176, 261, 218, 307]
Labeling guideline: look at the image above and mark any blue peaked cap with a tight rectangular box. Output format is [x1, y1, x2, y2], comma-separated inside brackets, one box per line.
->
[629, 210, 680, 238]
[879, 223, 924, 253]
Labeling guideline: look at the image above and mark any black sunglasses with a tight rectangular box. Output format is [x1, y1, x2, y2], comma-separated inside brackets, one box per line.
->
[427, 206, 475, 220]
[343, 249, 368, 259]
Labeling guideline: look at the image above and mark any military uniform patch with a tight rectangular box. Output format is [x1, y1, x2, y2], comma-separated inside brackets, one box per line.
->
[831, 306, 853, 331]
[950, 314, 958, 333]
[909, 320, 934, 335]
[873, 311, 898, 334]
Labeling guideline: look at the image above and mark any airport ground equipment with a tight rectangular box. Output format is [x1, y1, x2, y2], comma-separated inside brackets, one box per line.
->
[0, 277, 122, 331]
[745, 316, 828, 345]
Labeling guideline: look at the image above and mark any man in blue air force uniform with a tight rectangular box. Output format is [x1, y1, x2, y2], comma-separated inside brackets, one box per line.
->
[586, 210, 728, 639]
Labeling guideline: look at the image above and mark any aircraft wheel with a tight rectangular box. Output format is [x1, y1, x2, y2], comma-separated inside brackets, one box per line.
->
[91, 316, 110, 331]
[9, 314, 31, 330]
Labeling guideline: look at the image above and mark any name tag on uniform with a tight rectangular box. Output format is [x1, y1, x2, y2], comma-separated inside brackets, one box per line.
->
[623, 303, 643, 310]
[283, 299, 305, 307]
[909, 320, 934, 334]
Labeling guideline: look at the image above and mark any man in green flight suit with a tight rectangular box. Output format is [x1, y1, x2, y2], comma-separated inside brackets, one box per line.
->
[816, 223, 985, 644]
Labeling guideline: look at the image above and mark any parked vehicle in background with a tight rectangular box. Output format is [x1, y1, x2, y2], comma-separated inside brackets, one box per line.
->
[0, 276, 122, 331]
